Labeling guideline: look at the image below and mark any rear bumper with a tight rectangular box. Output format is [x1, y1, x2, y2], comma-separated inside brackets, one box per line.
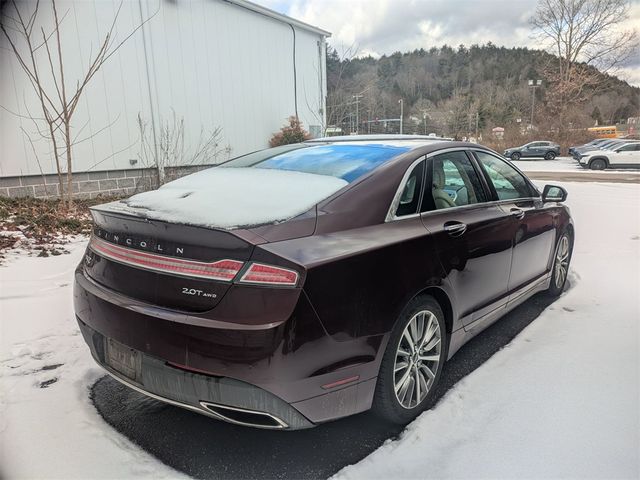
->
[79, 319, 314, 429]
[74, 265, 382, 429]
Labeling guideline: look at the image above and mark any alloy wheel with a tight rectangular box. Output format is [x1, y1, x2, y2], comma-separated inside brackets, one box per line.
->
[393, 310, 442, 409]
[554, 235, 570, 289]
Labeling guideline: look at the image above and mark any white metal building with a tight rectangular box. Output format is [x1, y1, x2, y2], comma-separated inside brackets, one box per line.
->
[0, 0, 329, 196]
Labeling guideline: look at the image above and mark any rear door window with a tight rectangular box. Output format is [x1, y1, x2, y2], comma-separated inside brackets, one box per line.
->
[617, 144, 637, 152]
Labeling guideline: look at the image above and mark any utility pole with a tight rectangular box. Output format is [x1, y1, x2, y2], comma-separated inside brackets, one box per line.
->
[528, 79, 542, 130]
[398, 99, 404, 134]
[352, 94, 364, 134]
[475, 111, 479, 139]
[423, 110, 427, 135]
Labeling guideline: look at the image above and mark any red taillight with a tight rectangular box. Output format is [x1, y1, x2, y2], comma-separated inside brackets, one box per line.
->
[89, 235, 244, 281]
[238, 263, 298, 286]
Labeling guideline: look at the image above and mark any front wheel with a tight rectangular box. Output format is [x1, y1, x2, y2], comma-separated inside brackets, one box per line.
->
[510, 152, 521, 161]
[590, 158, 607, 170]
[547, 231, 573, 296]
[372, 295, 447, 424]
[545, 151, 556, 160]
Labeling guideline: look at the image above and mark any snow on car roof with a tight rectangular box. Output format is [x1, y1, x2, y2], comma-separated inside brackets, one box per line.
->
[93, 168, 348, 230]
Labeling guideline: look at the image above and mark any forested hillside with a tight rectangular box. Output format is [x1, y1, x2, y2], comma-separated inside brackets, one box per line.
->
[326, 43, 640, 139]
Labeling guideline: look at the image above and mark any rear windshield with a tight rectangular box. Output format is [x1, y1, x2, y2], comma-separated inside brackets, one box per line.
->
[220, 144, 410, 183]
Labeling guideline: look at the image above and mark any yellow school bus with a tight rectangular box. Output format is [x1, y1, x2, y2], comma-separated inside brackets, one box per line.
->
[587, 126, 618, 138]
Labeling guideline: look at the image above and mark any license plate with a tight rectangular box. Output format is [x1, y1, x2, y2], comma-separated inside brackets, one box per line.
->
[105, 338, 141, 382]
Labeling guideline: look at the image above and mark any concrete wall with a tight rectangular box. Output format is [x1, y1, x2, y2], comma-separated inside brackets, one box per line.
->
[0, 0, 328, 188]
[0, 165, 212, 200]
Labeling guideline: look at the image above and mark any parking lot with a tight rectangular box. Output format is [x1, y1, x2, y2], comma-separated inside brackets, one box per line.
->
[513, 156, 640, 183]
[2, 177, 638, 479]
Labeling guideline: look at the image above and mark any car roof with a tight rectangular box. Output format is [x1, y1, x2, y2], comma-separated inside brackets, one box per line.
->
[306, 134, 452, 149]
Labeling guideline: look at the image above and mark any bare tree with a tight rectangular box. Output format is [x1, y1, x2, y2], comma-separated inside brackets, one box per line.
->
[324, 44, 362, 135]
[531, 0, 638, 134]
[137, 112, 227, 186]
[1, 0, 153, 207]
[531, 0, 638, 79]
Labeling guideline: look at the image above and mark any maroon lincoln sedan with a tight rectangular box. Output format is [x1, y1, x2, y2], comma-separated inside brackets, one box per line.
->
[74, 135, 573, 429]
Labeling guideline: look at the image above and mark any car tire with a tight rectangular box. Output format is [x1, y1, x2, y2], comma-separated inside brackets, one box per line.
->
[545, 151, 556, 160]
[590, 158, 607, 170]
[371, 295, 447, 425]
[510, 152, 521, 161]
[547, 230, 573, 297]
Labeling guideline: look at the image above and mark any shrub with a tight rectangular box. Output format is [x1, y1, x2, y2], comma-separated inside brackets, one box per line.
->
[269, 116, 311, 147]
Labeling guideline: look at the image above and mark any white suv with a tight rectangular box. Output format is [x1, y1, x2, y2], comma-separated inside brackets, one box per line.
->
[578, 141, 640, 170]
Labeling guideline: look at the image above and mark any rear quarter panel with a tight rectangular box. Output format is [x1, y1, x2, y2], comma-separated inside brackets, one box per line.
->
[261, 217, 449, 340]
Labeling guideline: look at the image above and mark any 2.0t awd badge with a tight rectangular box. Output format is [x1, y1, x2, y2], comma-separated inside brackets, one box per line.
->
[181, 287, 217, 298]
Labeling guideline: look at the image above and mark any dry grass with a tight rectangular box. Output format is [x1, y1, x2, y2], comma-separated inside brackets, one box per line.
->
[0, 196, 122, 260]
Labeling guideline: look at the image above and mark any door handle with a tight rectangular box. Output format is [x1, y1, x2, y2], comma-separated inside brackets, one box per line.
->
[444, 222, 467, 237]
[510, 208, 525, 220]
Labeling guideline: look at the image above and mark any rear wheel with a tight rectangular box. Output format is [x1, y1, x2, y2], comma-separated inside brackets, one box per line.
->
[545, 151, 556, 160]
[510, 152, 521, 161]
[590, 158, 607, 170]
[372, 295, 447, 424]
[547, 231, 573, 296]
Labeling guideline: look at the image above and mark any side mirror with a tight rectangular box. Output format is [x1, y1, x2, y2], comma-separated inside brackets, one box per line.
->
[542, 184, 567, 203]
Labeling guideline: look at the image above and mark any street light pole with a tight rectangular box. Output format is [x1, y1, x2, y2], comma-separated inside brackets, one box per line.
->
[528, 79, 542, 130]
[398, 99, 404, 134]
[423, 110, 427, 135]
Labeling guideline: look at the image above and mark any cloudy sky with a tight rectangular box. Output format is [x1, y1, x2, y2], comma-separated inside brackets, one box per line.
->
[255, 0, 640, 86]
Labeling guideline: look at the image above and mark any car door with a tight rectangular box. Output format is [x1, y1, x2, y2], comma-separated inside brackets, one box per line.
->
[520, 142, 534, 157]
[473, 150, 556, 296]
[419, 150, 514, 328]
[612, 143, 640, 166]
[530, 142, 544, 157]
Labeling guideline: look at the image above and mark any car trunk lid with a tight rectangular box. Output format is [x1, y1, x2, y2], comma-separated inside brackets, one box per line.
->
[85, 208, 256, 312]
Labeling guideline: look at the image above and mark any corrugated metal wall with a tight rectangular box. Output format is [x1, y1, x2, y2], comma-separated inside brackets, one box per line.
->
[0, 0, 327, 177]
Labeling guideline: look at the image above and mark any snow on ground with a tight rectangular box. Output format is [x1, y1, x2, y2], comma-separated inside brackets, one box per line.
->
[99, 167, 348, 230]
[513, 156, 640, 174]
[334, 181, 640, 479]
[1, 182, 638, 479]
[0, 240, 187, 479]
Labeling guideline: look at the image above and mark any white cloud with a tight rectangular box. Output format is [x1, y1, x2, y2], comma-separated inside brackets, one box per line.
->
[254, 0, 640, 86]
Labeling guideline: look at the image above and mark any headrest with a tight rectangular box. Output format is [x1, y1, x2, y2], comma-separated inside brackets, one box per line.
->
[433, 162, 445, 189]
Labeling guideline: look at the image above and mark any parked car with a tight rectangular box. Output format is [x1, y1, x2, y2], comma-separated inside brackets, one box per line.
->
[568, 138, 609, 156]
[503, 141, 561, 161]
[577, 141, 640, 169]
[75, 136, 574, 429]
[571, 139, 628, 160]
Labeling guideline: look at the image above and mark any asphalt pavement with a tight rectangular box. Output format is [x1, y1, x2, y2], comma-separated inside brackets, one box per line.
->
[91, 286, 565, 480]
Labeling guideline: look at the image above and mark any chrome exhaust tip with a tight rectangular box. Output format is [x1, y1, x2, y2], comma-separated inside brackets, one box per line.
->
[199, 401, 289, 429]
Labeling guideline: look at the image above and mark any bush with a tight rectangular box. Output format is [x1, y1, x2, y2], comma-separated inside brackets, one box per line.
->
[269, 116, 311, 147]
